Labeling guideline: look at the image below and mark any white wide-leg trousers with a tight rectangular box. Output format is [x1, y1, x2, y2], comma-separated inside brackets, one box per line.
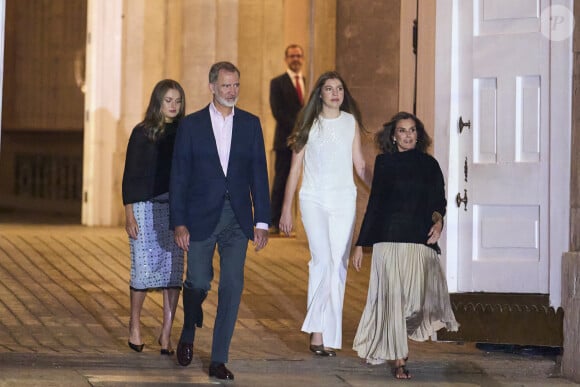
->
[299, 189, 356, 349]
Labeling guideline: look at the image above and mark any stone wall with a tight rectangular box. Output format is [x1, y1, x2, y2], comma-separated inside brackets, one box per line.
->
[562, 252, 580, 383]
[572, 2, 580, 252]
[82, 0, 337, 226]
[335, 0, 401, 240]
[562, 2, 580, 382]
[0, 0, 86, 218]
[2, 0, 86, 131]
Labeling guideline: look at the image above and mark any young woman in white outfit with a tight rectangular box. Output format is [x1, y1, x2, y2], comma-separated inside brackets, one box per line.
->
[279, 71, 371, 356]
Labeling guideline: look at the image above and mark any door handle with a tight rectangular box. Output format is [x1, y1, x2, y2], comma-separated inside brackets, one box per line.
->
[458, 116, 471, 133]
[456, 189, 468, 211]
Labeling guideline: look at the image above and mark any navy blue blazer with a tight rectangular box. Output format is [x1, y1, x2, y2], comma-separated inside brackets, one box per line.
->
[169, 104, 271, 241]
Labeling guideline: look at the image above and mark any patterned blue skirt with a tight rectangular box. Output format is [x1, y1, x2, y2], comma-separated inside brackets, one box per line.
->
[129, 193, 184, 290]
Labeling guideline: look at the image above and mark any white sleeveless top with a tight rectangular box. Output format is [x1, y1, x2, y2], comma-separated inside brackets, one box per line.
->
[300, 111, 356, 195]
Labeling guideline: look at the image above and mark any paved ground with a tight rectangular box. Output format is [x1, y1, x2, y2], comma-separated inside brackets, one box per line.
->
[0, 223, 577, 386]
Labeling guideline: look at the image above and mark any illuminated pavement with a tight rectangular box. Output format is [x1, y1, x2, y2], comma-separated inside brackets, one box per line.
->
[0, 224, 576, 386]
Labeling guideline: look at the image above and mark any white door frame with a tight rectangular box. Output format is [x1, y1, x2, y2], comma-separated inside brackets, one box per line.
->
[433, 0, 572, 307]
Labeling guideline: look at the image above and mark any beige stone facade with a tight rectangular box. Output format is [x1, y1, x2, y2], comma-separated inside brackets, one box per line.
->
[85, 0, 341, 227]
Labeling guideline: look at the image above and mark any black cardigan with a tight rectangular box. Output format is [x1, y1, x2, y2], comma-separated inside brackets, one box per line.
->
[356, 149, 447, 252]
[122, 122, 178, 205]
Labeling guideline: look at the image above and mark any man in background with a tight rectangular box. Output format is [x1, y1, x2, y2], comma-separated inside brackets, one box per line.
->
[269, 44, 305, 234]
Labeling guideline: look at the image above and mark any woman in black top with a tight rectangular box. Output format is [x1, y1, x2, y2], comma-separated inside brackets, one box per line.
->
[122, 79, 185, 355]
[351, 112, 458, 379]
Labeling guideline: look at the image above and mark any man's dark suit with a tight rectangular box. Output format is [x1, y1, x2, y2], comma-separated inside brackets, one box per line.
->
[269, 73, 303, 227]
[170, 104, 270, 364]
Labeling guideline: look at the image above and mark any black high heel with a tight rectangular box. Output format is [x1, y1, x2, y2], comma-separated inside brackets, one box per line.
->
[324, 348, 337, 357]
[309, 344, 330, 357]
[128, 341, 144, 352]
[309, 333, 336, 357]
[158, 337, 174, 355]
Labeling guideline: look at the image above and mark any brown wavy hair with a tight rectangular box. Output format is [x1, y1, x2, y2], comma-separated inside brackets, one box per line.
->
[140, 79, 186, 142]
[288, 71, 365, 152]
[377, 111, 431, 153]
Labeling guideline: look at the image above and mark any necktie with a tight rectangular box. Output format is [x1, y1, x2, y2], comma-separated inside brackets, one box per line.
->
[295, 75, 303, 105]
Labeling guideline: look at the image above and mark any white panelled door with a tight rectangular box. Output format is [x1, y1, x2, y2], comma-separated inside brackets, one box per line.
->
[455, 0, 550, 293]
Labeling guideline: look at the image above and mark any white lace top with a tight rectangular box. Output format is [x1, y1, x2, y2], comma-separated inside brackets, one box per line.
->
[300, 111, 356, 195]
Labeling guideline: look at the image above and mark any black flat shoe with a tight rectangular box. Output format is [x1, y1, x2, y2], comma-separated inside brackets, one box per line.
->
[309, 344, 330, 357]
[128, 341, 144, 352]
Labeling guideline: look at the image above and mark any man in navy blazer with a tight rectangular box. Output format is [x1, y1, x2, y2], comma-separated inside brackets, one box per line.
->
[269, 44, 305, 233]
[170, 61, 270, 380]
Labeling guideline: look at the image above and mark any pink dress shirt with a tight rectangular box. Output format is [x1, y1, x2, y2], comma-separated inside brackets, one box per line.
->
[209, 102, 268, 231]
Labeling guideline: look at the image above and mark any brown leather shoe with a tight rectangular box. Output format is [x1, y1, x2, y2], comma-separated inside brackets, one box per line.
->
[209, 363, 234, 380]
[176, 341, 193, 366]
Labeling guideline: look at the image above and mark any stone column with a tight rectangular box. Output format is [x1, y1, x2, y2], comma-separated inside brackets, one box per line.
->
[0, 0, 4, 147]
[310, 0, 336, 82]
[562, 1, 580, 382]
[562, 252, 580, 383]
[415, 0, 435, 140]
[336, 0, 399, 137]
[82, 0, 123, 226]
[165, 0, 183, 79]
[84, 0, 338, 226]
[572, 2, 580, 253]
[237, 0, 336, 238]
[335, 0, 400, 240]
[115, 0, 182, 226]
[181, 0, 227, 111]
[238, 0, 283, 186]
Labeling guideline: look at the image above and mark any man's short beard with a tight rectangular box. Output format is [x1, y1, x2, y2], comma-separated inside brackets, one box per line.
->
[215, 95, 238, 108]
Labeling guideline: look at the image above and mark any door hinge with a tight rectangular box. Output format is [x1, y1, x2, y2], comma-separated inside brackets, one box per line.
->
[458, 116, 471, 133]
[456, 189, 468, 211]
